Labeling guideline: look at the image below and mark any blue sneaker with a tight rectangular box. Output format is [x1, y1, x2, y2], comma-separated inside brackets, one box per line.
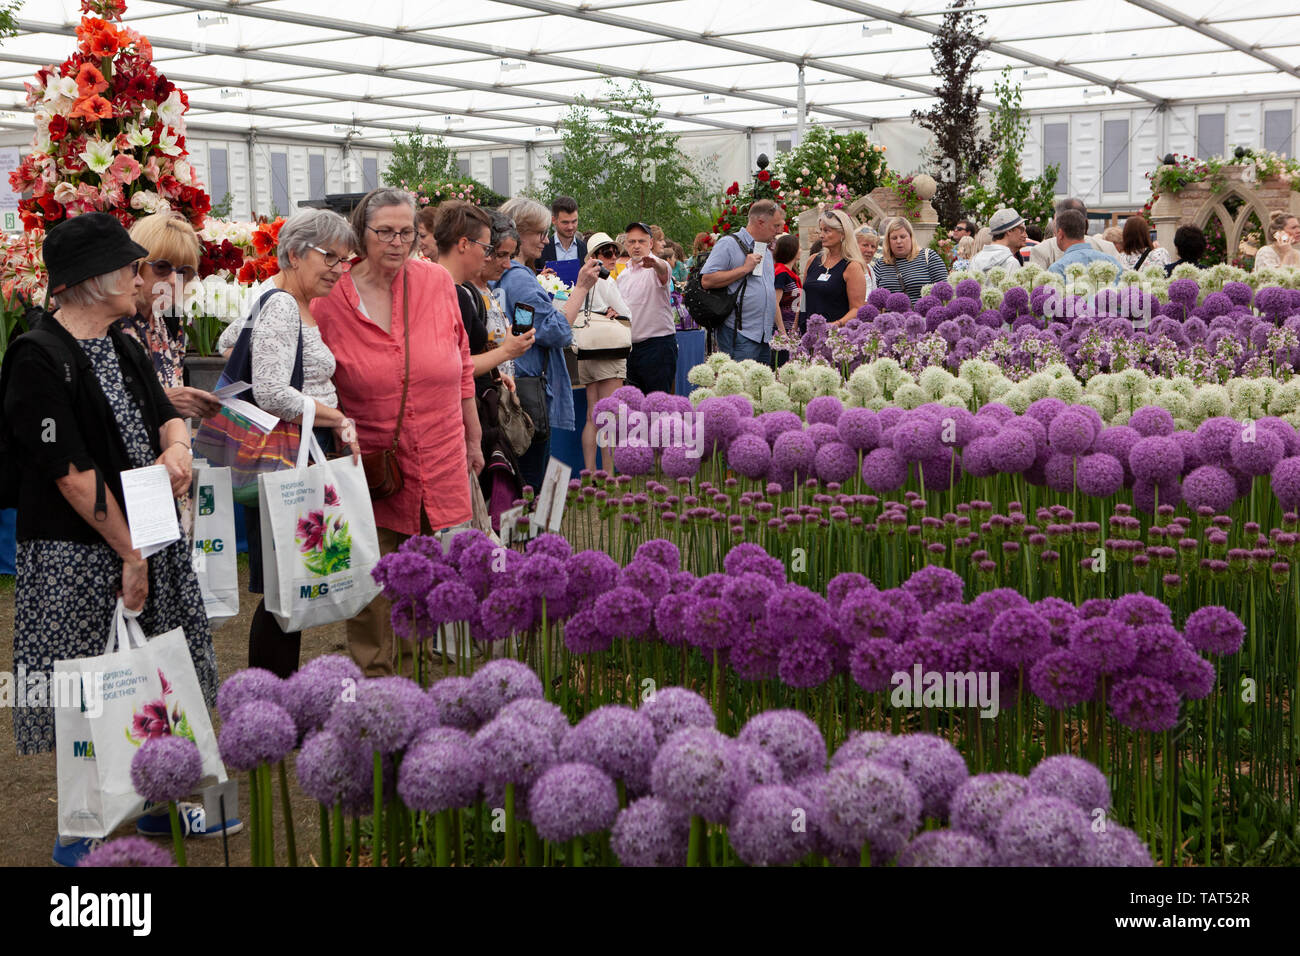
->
[137, 802, 244, 838]
[53, 837, 106, 867]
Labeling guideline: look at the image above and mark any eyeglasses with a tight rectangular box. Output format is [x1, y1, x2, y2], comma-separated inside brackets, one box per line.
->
[368, 226, 417, 245]
[465, 237, 493, 256]
[143, 258, 197, 281]
[312, 246, 349, 269]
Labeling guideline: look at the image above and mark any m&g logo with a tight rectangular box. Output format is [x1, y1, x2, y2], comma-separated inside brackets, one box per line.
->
[72, 740, 96, 758]
[198, 485, 215, 516]
[299, 583, 330, 600]
[194, 538, 224, 553]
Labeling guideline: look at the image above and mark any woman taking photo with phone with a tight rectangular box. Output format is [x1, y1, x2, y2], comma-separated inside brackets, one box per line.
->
[495, 196, 600, 491]
[801, 210, 868, 331]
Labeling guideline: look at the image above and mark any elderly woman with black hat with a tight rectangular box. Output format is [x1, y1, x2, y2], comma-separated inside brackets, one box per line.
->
[0, 212, 219, 866]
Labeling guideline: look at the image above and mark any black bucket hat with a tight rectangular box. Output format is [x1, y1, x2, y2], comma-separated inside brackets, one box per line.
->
[44, 212, 149, 295]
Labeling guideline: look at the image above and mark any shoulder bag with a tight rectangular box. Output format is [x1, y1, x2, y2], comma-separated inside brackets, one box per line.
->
[361, 270, 409, 500]
[569, 290, 632, 361]
[683, 234, 753, 331]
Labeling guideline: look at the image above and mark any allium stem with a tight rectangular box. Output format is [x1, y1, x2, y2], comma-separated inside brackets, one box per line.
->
[248, 771, 260, 866]
[319, 804, 330, 867]
[261, 763, 275, 867]
[542, 598, 551, 701]
[332, 803, 344, 867]
[505, 783, 519, 867]
[168, 801, 186, 867]
[860, 841, 872, 867]
[571, 836, 584, 867]
[687, 815, 704, 867]
[278, 760, 297, 867]
[351, 817, 360, 867]
[373, 751, 384, 867]
[436, 810, 451, 867]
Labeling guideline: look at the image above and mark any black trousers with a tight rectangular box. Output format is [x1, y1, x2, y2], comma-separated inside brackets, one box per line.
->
[626, 333, 679, 396]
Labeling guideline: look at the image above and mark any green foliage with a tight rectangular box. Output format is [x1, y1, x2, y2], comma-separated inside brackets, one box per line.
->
[772, 127, 889, 215]
[383, 129, 462, 191]
[0, 0, 19, 41]
[209, 191, 234, 219]
[965, 67, 1059, 228]
[541, 80, 715, 242]
[0, 287, 32, 360]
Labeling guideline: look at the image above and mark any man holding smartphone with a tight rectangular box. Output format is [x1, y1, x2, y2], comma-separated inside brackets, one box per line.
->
[617, 221, 678, 395]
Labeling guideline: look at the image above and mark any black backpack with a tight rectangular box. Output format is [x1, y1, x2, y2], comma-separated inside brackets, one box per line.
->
[0, 312, 79, 509]
[684, 234, 753, 331]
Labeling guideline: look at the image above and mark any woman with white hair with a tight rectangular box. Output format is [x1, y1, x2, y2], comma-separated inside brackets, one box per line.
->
[216, 206, 360, 678]
[800, 209, 868, 330]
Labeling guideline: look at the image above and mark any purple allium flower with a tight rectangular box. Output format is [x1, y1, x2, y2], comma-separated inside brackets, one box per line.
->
[428, 676, 479, 731]
[467, 659, 544, 722]
[498, 697, 570, 750]
[728, 784, 813, 866]
[685, 597, 740, 651]
[411, 726, 473, 750]
[1028, 755, 1110, 812]
[814, 441, 858, 484]
[613, 443, 655, 476]
[1029, 649, 1099, 708]
[652, 592, 693, 647]
[902, 564, 964, 613]
[130, 734, 202, 804]
[634, 539, 681, 572]
[697, 396, 741, 454]
[283, 655, 362, 734]
[528, 762, 619, 842]
[848, 638, 903, 692]
[472, 713, 558, 787]
[839, 590, 907, 644]
[821, 759, 921, 860]
[831, 731, 893, 769]
[297, 730, 365, 806]
[758, 410, 803, 444]
[988, 427, 1037, 474]
[972, 588, 1030, 622]
[1129, 406, 1176, 438]
[219, 699, 297, 770]
[1130, 436, 1183, 482]
[1109, 676, 1181, 732]
[216, 667, 284, 721]
[771, 429, 817, 478]
[805, 394, 844, 426]
[826, 572, 873, 610]
[1093, 823, 1155, 867]
[1194, 417, 1239, 466]
[722, 572, 779, 619]
[398, 740, 482, 813]
[651, 726, 733, 822]
[737, 710, 826, 780]
[559, 705, 658, 794]
[660, 446, 701, 479]
[1230, 427, 1283, 476]
[987, 607, 1051, 665]
[1069, 617, 1138, 674]
[1035, 597, 1079, 645]
[874, 733, 969, 819]
[618, 559, 671, 606]
[610, 796, 690, 867]
[950, 773, 1030, 846]
[1110, 593, 1173, 629]
[425, 581, 478, 627]
[892, 415, 941, 462]
[1132, 624, 1189, 681]
[324, 679, 416, 754]
[1182, 605, 1245, 656]
[372, 550, 437, 602]
[594, 586, 653, 639]
[516, 553, 568, 602]
[1271, 456, 1300, 509]
[1047, 408, 1096, 456]
[1169, 648, 1215, 699]
[1133, 476, 1182, 514]
[837, 407, 881, 450]
[565, 550, 620, 609]
[610, 384, 645, 408]
[640, 686, 714, 745]
[778, 635, 836, 688]
[479, 586, 534, 639]
[765, 585, 833, 642]
[1182, 465, 1238, 513]
[563, 607, 612, 655]
[79, 836, 176, 867]
[524, 532, 572, 562]
[898, 830, 992, 867]
[860, 446, 909, 491]
[996, 796, 1097, 866]
[726, 738, 784, 804]
[1079, 598, 1112, 620]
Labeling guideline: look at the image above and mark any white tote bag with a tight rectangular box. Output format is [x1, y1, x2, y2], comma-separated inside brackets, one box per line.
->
[192, 464, 239, 624]
[56, 600, 226, 838]
[260, 400, 381, 632]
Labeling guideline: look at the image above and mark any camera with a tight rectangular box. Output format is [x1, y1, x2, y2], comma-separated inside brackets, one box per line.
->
[597, 265, 611, 280]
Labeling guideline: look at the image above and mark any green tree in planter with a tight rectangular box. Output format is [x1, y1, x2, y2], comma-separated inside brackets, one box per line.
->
[383, 129, 462, 191]
[540, 80, 715, 241]
[966, 68, 1058, 229]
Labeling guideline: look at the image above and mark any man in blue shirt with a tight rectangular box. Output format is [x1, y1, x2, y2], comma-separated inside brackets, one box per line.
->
[700, 199, 787, 365]
[1047, 208, 1124, 279]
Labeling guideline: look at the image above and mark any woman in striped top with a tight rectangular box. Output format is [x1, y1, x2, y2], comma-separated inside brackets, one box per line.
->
[872, 216, 949, 304]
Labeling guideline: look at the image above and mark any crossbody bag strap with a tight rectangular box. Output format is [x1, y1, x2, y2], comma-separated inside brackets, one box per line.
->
[390, 269, 411, 452]
[1134, 248, 1151, 270]
[732, 233, 751, 332]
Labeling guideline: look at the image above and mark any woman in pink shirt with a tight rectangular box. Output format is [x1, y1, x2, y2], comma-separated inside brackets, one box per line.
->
[311, 188, 482, 677]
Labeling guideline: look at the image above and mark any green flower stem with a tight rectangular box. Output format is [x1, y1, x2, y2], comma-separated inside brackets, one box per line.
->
[350, 817, 360, 867]
[319, 804, 330, 867]
[436, 810, 451, 867]
[332, 803, 344, 868]
[687, 816, 704, 867]
[505, 783, 519, 867]
[388, 799, 400, 866]
[278, 760, 297, 867]
[571, 835, 584, 867]
[168, 801, 186, 867]
[247, 771, 259, 866]
[372, 751, 383, 867]
[261, 763, 275, 867]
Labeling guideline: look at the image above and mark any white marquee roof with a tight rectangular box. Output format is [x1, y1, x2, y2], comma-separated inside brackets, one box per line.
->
[3, 0, 1300, 147]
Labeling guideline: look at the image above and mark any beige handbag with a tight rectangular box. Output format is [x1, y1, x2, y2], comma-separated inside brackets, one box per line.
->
[570, 292, 632, 361]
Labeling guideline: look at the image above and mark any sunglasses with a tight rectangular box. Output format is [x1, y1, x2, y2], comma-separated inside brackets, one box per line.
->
[142, 258, 197, 281]
[595, 247, 618, 258]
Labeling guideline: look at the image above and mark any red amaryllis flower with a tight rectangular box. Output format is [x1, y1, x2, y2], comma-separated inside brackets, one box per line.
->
[71, 94, 114, 122]
[74, 62, 108, 97]
[88, 25, 121, 58]
[47, 115, 68, 141]
[132, 700, 171, 740]
[297, 510, 326, 553]
[324, 485, 340, 507]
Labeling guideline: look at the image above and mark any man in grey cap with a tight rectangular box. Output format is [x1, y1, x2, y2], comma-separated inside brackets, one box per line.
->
[970, 207, 1026, 275]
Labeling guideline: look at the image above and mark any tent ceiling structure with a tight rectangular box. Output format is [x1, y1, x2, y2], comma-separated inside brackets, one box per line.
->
[2, 0, 1299, 147]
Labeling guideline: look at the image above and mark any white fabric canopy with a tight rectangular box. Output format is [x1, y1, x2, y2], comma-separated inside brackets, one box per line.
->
[2, 0, 1298, 146]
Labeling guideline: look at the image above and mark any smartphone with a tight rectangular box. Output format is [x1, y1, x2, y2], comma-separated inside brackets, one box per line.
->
[512, 302, 535, 336]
